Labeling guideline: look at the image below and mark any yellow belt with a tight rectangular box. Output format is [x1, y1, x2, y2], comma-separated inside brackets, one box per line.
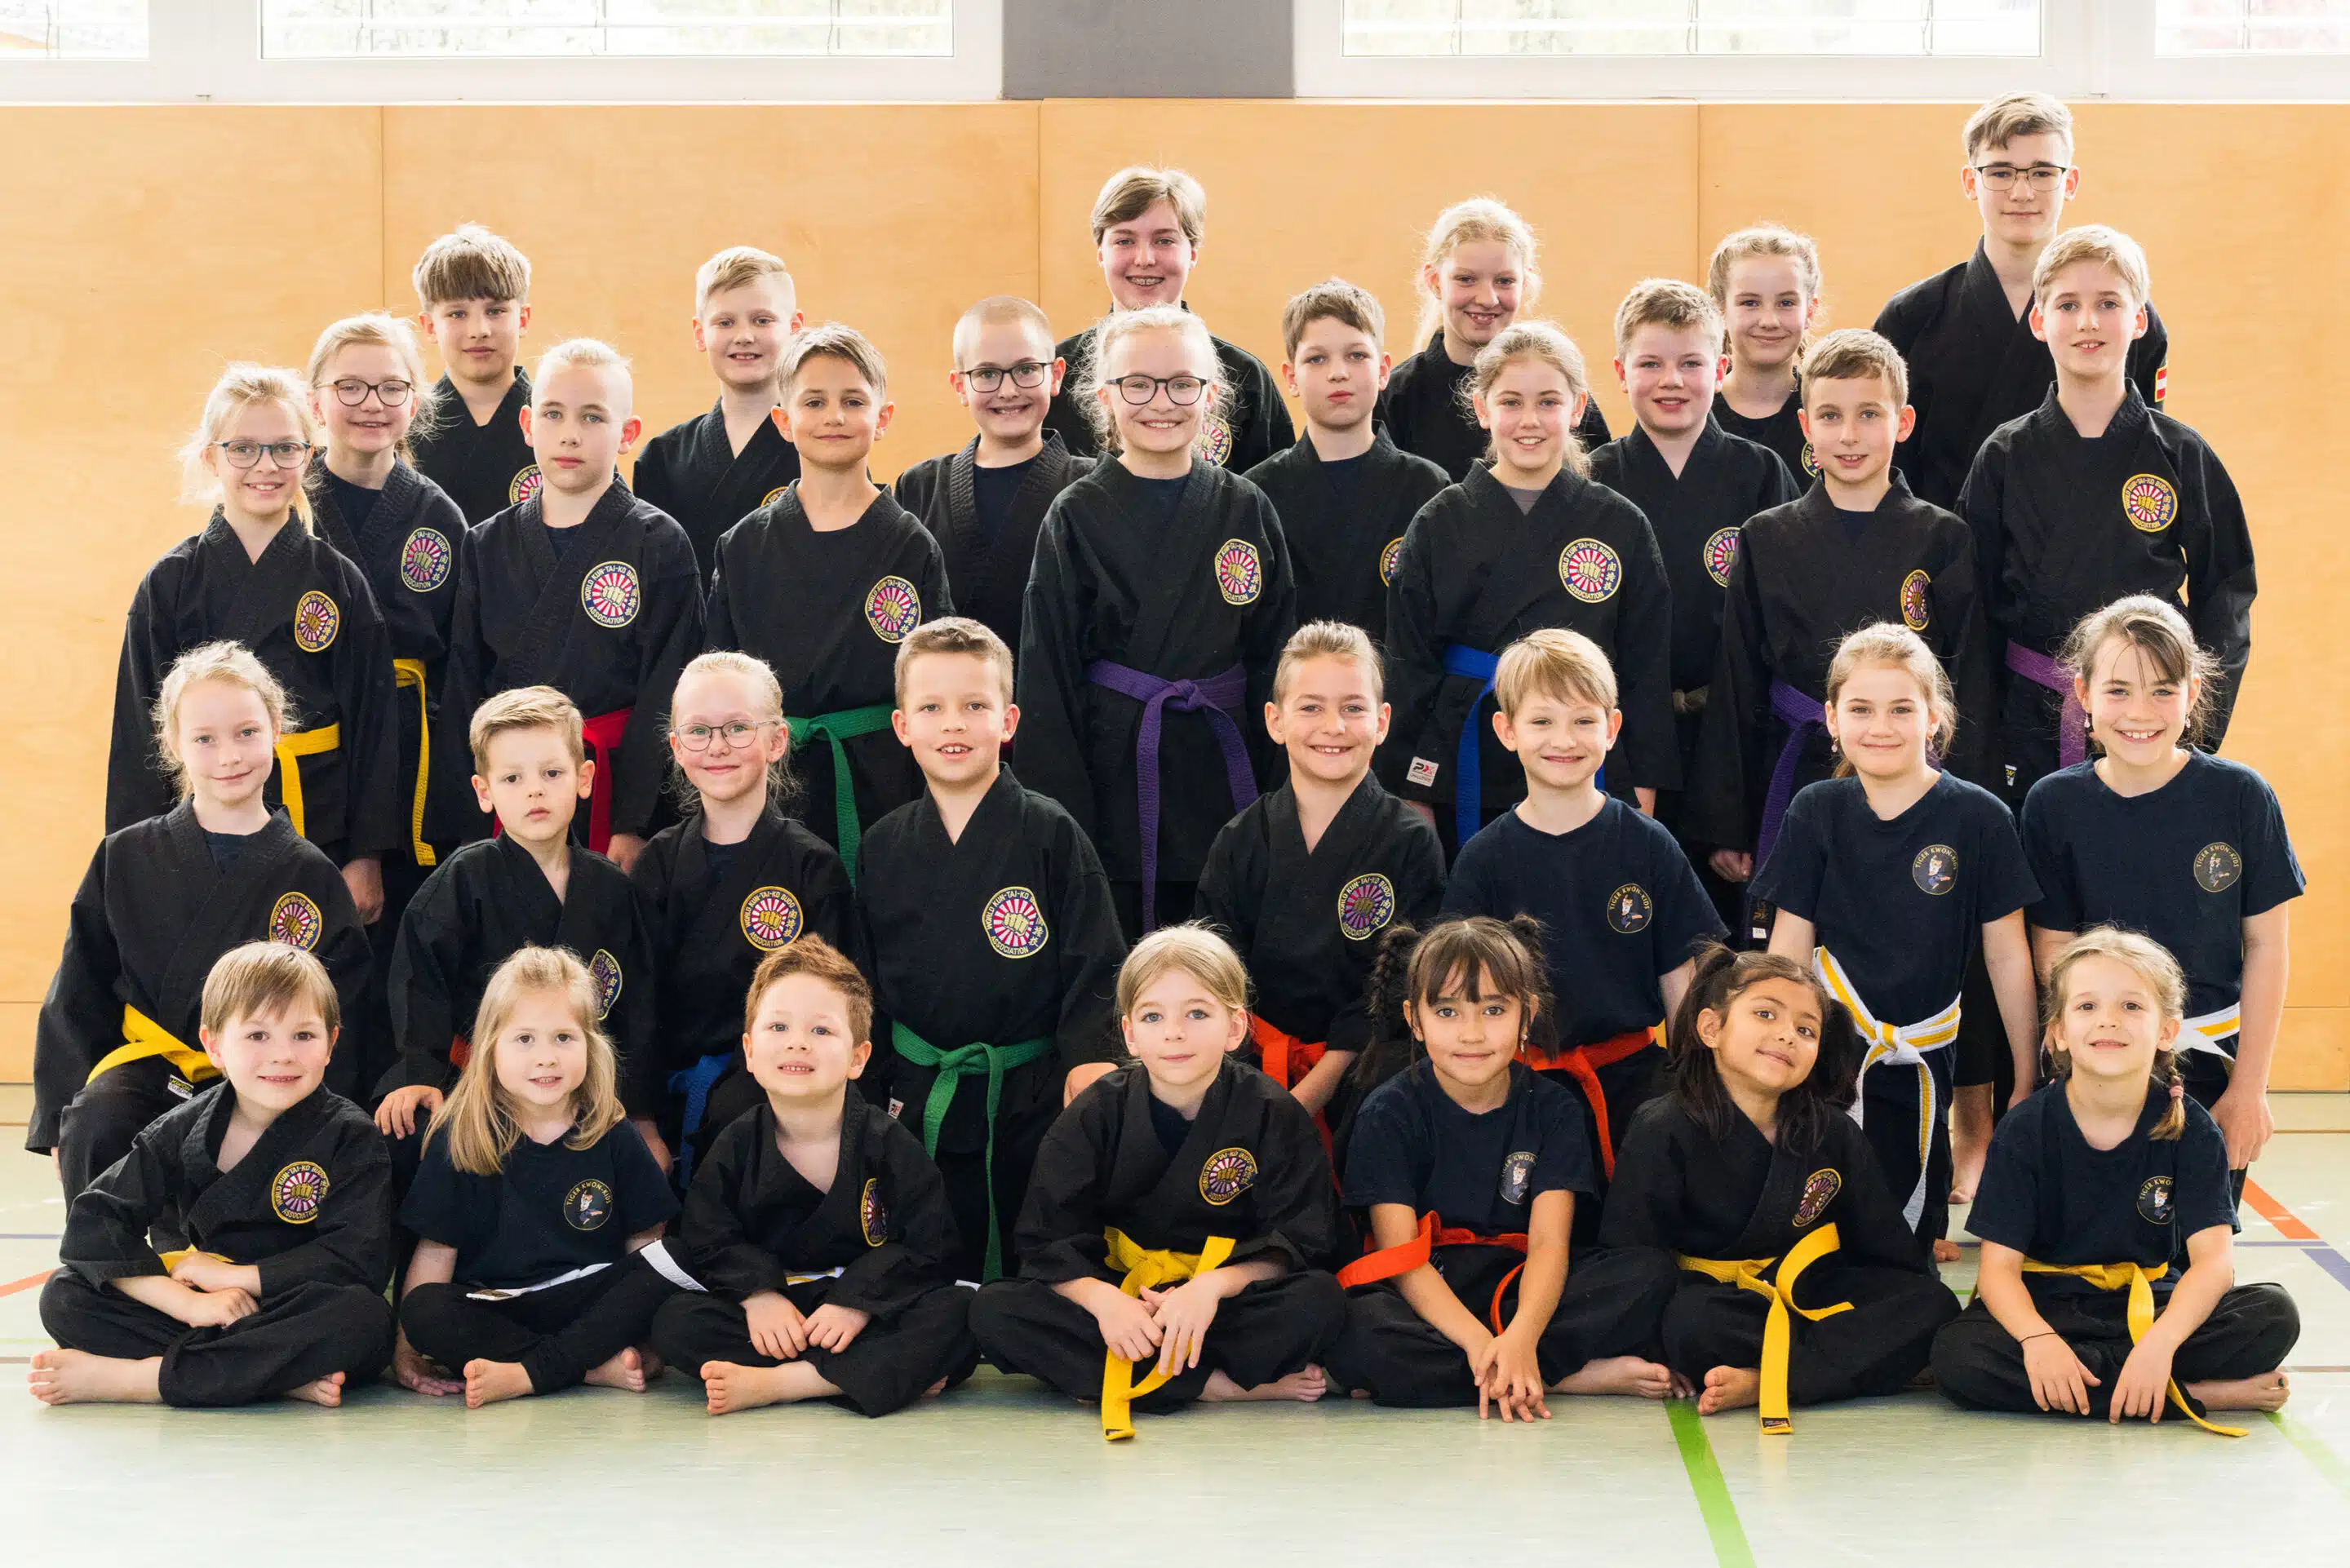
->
[1098, 1227, 1235, 1441]
[1815, 948, 1960, 1231]
[157, 1248, 231, 1271]
[84, 1004, 216, 1089]
[1678, 1222, 1850, 1435]
[394, 659, 436, 867]
[273, 722, 342, 841]
[2020, 1258, 2245, 1436]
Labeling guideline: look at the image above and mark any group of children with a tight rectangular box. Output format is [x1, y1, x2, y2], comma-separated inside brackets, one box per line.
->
[26, 90, 2303, 1438]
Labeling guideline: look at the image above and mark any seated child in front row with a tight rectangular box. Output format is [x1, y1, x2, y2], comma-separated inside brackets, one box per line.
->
[395, 946, 681, 1406]
[33, 943, 394, 1408]
[1933, 928, 2298, 1428]
[652, 939, 978, 1417]
[969, 927, 1346, 1439]
[1599, 946, 1959, 1432]
[1327, 917, 1681, 1417]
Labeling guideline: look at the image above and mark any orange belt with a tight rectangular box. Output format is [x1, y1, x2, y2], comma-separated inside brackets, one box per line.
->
[1519, 1026, 1656, 1177]
[1248, 1014, 1336, 1163]
[580, 707, 632, 853]
[449, 1033, 472, 1072]
[1337, 1211, 1529, 1333]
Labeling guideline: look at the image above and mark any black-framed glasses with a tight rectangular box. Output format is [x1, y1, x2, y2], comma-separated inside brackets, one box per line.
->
[327, 377, 415, 407]
[676, 720, 778, 751]
[1112, 374, 1205, 406]
[215, 439, 313, 470]
[963, 361, 1049, 392]
[1973, 163, 2069, 191]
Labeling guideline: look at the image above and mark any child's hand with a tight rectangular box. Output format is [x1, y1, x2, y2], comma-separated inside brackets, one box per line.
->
[1140, 1278, 1224, 1377]
[1089, 1291, 1164, 1366]
[632, 1117, 672, 1175]
[375, 1084, 442, 1139]
[604, 833, 647, 875]
[2110, 1336, 2179, 1424]
[342, 856, 385, 924]
[2022, 1333, 2100, 1415]
[802, 1303, 871, 1353]
[743, 1291, 809, 1361]
[168, 1254, 242, 1293]
[173, 1284, 259, 1327]
[393, 1335, 463, 1397]
[1709, 849, 1754, 884]
[1479, 1329, 1552, 1423]
[2212, 1083, 2275, 1171]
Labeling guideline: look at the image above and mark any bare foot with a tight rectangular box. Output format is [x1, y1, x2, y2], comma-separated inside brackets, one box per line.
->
[699, 1359, 838, 1415]
[1552, 1355, 1674, 1398]
[28, 1349, 163, 1406]
[283, 1371, 347, 1407]
[463, 1359, 534, 1408]
[1199, 1365, 1328, 1403]
[1932, 1238, 1962, 1265]
[2187, 1371, 2290, 1412]
[584, 1346, 648, 1393]
[1696, 1366, 1762, 1415]
[920, 1378, 948, 1400]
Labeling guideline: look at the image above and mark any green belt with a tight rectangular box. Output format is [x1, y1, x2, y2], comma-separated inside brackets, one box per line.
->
[787, 702, 895, 880]
[891, 1022, 1053, 1282]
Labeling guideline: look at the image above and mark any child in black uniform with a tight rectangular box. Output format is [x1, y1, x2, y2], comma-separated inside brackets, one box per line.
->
[408, 223, 537, 525]
[1705, 225, 1824, 484]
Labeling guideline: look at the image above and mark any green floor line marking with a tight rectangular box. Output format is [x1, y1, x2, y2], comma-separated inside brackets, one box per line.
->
[2268, 1411, 2350, 1504]
[1666, 1397, 1758, 1568]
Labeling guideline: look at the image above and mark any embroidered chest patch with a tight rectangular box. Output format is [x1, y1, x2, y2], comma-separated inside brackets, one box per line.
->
[982, 886, 1049, 959]
[740, 886, 805, 951]
[1214, 538, 1262, 605]
[1501, 1150, 1536, 1207]
[761, 485, 788, 509]
[1703, 526, 1740, 587]
[401, 527, 454, 593]
[271, 1161, 330, 1225]
[2121, 473, 2178, 533]
[509, 464, 542, 507]
[2194, 842, 2241, 893]
[1800, 441, 1820, 477]
[1199, 1146, 1258, 1206]
[1559, 538, 1621, 604]
[1380, 535, 1404, 587]
[1900, 569, 1932, 631]
[580, 560, 641, 629]
[1912, 844, 1958, 896]
[863, 575, 922, 644]
[589, 949, 623, 1019]
[2137, 1176, 2174, 1225]
[1337, 873, 1396, 941]
[1198, 412, 1235, 467]
[268, 892, 323, 951]
[861, 1178, 889, 1247]
[565, 1179, 613, 1231]
[1793, 1167, 1842, 1228]
[1607, 883, 1653, 934]
[292, 590, 340, 653]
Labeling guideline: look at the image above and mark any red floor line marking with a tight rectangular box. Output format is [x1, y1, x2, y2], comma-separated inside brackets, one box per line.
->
[2245, 1180, 2321, 1241]
[0, 1269, 55, 1299]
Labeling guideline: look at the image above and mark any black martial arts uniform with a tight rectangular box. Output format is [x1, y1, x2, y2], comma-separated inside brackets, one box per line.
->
[1017, 459, 1297, 937]
[412, 370, 539, 525]
[855, 768, 1126, 1282]
[1044, 317, 1296, 476]
[650, 1089, 978, 1416]
[1932, 1085, 2298, 1422]
[893, 432, 1093, 662]
[33, 804, 370, 1192]
[632, 400, 800, 585]
[704, 485, 950, 875]
[1377, 330, 1611, 481]
[398, 1118, 681, 1392]
[1327, 1059, 1679, 1406]
[1240, 432, 1450, 641]
[1712, 387, 1816, 488]
[40, 1083, 395, 1406]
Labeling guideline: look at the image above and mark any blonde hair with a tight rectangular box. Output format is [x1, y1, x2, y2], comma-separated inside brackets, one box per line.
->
[1116, 924, 1251, 1023]
[1466, 321, 1591, 477]
[1089, 166, 1207, 246]
[1706, 226, 1824, 365]
[1825, 623, 1958, 770]
[2043, 927, 2188, 1141]
[202, 941, 339, 1039]
[1280, 277, 1385, 361]
[1273, 621, 1382, 705]
[894, 616, 1015, 706]
[694, 245, 793, 315]
[412, 222, 531, 308]
[178, 364, 321, 520]
[1413, 197, 1540, 346]
[468, 685, 585, 773]
[778, 322, 888, 402]
[1496, 627, 1617, 715]
[2061, 594, 2217, 746]
[953, 295, 1055, 368]
[1076, 305, 1224, 456]
[2033, 224, 2152, 310]
[670, 650, 795, 809]
[1801, 328, 1909, 410]
[1612, 277, 1725, 358]
[532, 338, 634, 407]
[743, 935, 873, 1045]
[1963, 92, 2074, 163]
[428, 946, 625, 1176]
[305, 312, 441, 460]
[154, 641, 290, 799]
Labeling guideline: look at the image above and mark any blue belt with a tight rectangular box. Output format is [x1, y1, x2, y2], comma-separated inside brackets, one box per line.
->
[666, 1051, 735, 1189]
[1440, 643, 1601, 845]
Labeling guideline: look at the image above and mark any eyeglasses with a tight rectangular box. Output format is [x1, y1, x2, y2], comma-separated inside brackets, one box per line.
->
[215, 440, 314, 470]
[962, 361, 1049, 392]
[326, 377, 415, 407]
[1112, 374, 1206, 406]
[1973, 163, 2069, 191]
[675, 720, 778, 751]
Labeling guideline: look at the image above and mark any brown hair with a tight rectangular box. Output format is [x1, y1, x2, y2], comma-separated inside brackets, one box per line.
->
[1089, 166, 1207, 246]
[778, 322, 888, 402]
[2060, 594, 2218, 747]
[2033, 224, 2152, 310]
[1116, 924, 1250, 1022]
[1280, 277, 1386, 361]
[1825, 623, 1958, 771]
[1706, 225, 1825, 366]
[1351, 915, 1553, 1098]
[412, 222, 532, 308]
[468, 685, 585, 774]
[178, 364, 322, 520]
[1667, 944, 1856, 1156]
[154, 641, 290, 799]
[1963, 92, 2075, 163]
[202, 941, 339, 1039]
[1801, 328, 1909, 410]
[1465, 321, 1592, 476]
[428, 946, 626, 1176]
[894, 615, 1015, 706]
[305, 312, 441, 460]
[1612, 277, 1724, 358]
[1413, 197, 1541, 346]
[1496, 627, 1616, 715]
[1272, 620, 1382, 705]
[694, 245, 793, 314]
[743, 934, 874, 1043]
[2043, 927, 2188, 1140]
[1075, 304, 1225, 456]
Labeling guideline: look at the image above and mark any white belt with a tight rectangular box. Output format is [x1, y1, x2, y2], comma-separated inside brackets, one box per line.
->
[464, 1260, 610, 1301]
[1816, 947, 1961, 1232]
[2181, 1003, 2241, 1060]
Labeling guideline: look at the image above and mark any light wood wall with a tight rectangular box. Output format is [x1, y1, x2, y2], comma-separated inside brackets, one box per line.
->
[3, 101, 2342, 1087]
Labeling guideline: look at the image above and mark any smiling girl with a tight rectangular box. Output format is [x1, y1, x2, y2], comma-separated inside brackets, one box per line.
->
[1706, 225, 1826, 482]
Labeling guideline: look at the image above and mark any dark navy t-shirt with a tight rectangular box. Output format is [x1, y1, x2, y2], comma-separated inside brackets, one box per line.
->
[322, 468, 384, 533]
[971, 454, 1036, 547]
[1343, 1059, 1594, 1237]
[401, 1118, 679, 1291]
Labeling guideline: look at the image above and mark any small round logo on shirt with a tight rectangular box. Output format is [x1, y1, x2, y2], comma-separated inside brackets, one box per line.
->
[1500, 1150, 1536, 1207]
[1198, 411, 1235, 467]
[1379, 536, 1404, 587]
[2136, 1176, 2175, 1225]
[760, 485, 788, 509]
[1901, 569, 1933, 631]
[564, 1179, 614, 1231]
[292, 590, 340, 653]
[982, 885, 1049, 959]
[509, 464, 543, 507]
[860, 1178, 889, 1247]
[580, 560, 642, 629]
[1606, 883, 1653, 934]
[268, 892, 323, 952]
[2121, 473, 2178, 533]
[863, 575, 922, 644]
[1337, 873, 1396, 941]
[1703, 526, 1740, 587]
[589, 949, 623, 1020]
[2194, 842, 2242, 894]
[740, 886, 805, 951]
[1800, 441, 1820, 478]
[400, 527, 454, 593]
[1794, 1167, 1842, 1229]
[1214, 538, 1262, 605]
[1911, 844, 1958, 896]
[1199, 1146, 1258, 1207]
[270, 1161, 330, 1225]
[1559, 538, 1622, 604]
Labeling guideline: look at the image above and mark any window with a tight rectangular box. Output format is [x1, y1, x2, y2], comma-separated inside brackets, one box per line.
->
[262, 0, 952, 58]
[1341, 0, 2039, 56]
[2156, 0, 2348, 51]
[0, 1, 145, 56]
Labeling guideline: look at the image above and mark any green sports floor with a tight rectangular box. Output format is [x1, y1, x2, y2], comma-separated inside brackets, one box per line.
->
[5, 1086, 2348, 1566]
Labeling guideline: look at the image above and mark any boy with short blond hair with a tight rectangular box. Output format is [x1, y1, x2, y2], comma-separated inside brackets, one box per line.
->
[410, 222, 539, 524]
[894, 296, 1095, 660]
[633, 246, 805, 585]
[1243, 280, 1449, 641]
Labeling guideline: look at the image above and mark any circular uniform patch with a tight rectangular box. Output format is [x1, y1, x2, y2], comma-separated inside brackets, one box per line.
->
[1607, 883, 1653, 935]
[860, 1178, 889, 1247]
[863, 575, 922, 644]
[2136, 1176, 2175, 1225]
[2194, 842, 2242, 894]
[1379, 535, 1404, 587]
[270, 1160, 330, 1225]
[589, 949, 623, 1020]
[1214, 538, 1262, 605]
[982, 885, 1049, 959]
[1793, 1167, 1842, 1229]
[1702, 526, 1740, 588]
[580, 560, 642, 629]
[292, 590, 339, 653]
[740, 886, 805, 951]
[761, 485, 788, 509]
[2121, 472, 2178, 533]
[401, 527, 454, 593]
[268, 892, 323, 951]
[1800, 441, 1820, 477]
[1199, 1146, 1258, 1207]
[1500, 1150, 1536, 1207]
[1900, 569, 1933, 631]
[1911, 844, 1958, 897]
[1198, 411, 1234, 467]
[1559, 538, 1622, 604]
[509, 464, 543, 507]
[1337, 873, 1396, 941]
[564, 1179, 614, 1231]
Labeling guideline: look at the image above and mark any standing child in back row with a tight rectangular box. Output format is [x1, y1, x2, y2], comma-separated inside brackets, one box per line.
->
[1706, 225, 1825, 484]
[409, 223, 539, 525]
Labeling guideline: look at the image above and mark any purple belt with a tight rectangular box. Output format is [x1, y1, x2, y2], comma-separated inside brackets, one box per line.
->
[2004, 642, 2087, 769]
[1757, 678, 1825, 872]
[1084, 659, 1258, 931]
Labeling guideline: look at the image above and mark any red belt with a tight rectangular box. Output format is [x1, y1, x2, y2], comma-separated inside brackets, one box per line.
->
[1520, 1026, 1656, 1178]
[450, 1033, 472, 1071]
[1337, 1211, 1529, 1333]
[1249, 1014, 1335, 1163]
[580, 707, 632, 853]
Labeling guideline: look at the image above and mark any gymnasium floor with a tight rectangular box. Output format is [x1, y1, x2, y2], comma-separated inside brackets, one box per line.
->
[3, 1087, 2346, 1566]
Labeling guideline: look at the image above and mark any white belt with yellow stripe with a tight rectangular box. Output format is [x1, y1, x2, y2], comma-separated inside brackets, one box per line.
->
[1814, 948, 1961, 1232]
[2179, 1004, 2241, 1061]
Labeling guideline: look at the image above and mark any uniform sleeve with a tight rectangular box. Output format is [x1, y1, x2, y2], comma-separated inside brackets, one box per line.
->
[255, 1129, 394, 1296]
[916, 522, 956, 620]
[1398, 817, 1448, 925]
[1761, 451, 1802, 511]
[29, 844, 120, 1151]
[614, 534, 705, 836]
[1748, 786, 1828, 919]
[1961, 1109, 2041, 1255]
[1956, 443, 2015, 651]
[378, 862, 469, 1096]
[2017, 782, 2081, 932]
[799, 844, 858, 955]
[428, 529, 489, 844]
[1011, 1094, 1115, 1284]
[1261, 363, 1298, 454]
[1649, 823, 1728, 968]
[703, 535, 741, 653]
[1236, 1093, 1342, 1270]
[1377, 503, 1447, 799]
[1532, 1083, 1598, 1198]
[1191, 823, 1248, 950]
[675, 1126, 789, 1299]
[308, 864, 375, 1102]
[631, 440, 675, 522]
[833, 1124, 961, 1314]
[1931, 527, 1998, 786]
[1593, 1108, 1683, 1251]
[2172, 1103, 2239, 1238]
[610, 1120, 682, 1235]
[2237, 773, 2305, 918]
[57, 1121, 177, 1283]
[1687, 535, 1771, 851]
[1240, 486, 1300, 793]
[105, 569, 179, 833]
[397, 1134, 479, 1251]
[2133, 306, 2170, 409]
[337, 569, 406, 858]
[1013, 507, 1100, 844]
[1614, 513, 1681, 791]
[1971, 800, 2040, 926]
[2179, 436, 2256, 749]
[1048, 814, 1127, 1074]
[610, 877, 664, 1115]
